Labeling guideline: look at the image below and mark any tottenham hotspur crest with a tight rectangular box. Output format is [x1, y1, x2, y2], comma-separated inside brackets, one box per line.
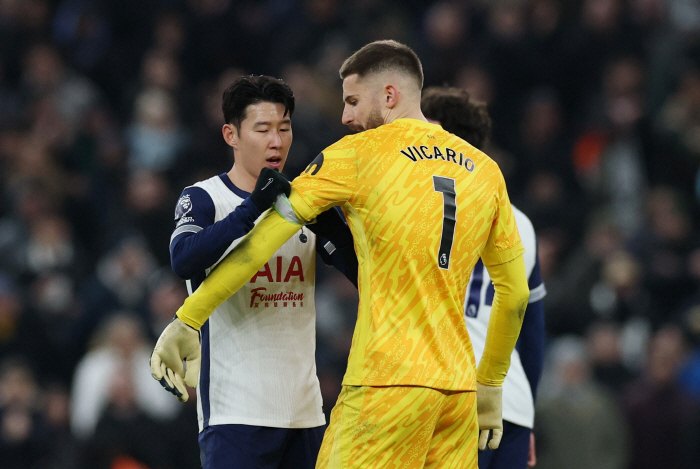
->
[175, 194, 193, 220]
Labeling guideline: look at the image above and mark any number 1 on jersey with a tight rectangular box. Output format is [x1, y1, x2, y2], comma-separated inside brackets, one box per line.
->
[433, 176, 457, 270]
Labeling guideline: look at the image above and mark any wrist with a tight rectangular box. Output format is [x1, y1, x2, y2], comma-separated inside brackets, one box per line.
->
[176, 308, 202, 331]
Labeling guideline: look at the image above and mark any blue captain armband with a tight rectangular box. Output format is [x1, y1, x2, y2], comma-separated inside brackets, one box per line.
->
[273, 194, 304, 225]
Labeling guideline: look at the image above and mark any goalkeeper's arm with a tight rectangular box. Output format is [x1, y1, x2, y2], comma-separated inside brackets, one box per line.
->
[176, 203, 304, 329]
[478, 254, 530, 385]
[151, 191, 309, 401]
[475, 254, 529, 450]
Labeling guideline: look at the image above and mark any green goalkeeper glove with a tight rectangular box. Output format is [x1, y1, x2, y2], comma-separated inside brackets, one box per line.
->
[150, 317, 201, 402]
[476, 382, 503, 451]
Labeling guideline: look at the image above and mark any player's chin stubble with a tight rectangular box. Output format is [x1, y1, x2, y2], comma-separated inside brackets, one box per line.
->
[348, 108, 384, 132]
[365, 108, 384, 130]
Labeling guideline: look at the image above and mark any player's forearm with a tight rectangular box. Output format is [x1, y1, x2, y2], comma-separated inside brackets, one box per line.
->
[170, 198, 262, 279]
[176, 208, 302, 329]
[477, 254, 529, 386]
[516, 299, 545, 399]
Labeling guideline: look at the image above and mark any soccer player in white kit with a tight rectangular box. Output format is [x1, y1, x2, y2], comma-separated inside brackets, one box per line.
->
[422, 87, 546, 469]
[163, 75, 356, 469]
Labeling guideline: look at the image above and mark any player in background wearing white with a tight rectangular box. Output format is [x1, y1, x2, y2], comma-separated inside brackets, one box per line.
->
[422, 87, 546, 469]
[161, 75, 357, 469]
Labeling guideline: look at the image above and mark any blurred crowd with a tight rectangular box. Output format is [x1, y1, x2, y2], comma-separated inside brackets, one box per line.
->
[1, 0, 700, 468]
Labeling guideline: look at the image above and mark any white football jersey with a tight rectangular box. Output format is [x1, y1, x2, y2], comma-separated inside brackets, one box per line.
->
[465, 206, 546, 429]
[184, 175, 324, 431]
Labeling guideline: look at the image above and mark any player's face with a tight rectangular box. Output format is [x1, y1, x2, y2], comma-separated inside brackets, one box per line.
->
[227, 102, 292, 177]
[342, 74, 384, 132]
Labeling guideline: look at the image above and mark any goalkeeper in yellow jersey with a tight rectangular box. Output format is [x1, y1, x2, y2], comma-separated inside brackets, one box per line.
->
[151, 40, 529, 469]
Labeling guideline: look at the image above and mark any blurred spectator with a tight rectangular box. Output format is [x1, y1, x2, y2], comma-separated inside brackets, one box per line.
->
[544, 218, 624, 335]
[20, 43, 100, 143]
[629, 186, 697, 320]
[655, 66, 700, 196]
[72, 236, 157, 360]
[146, 269, 188, 340]
[40, 383, 80, 469]
[70, 313, 179, 441]
[125, 87, 188, 172]
[535, 336, 629, 469]
[574, 56, 650, 238]
[678, 304, 700, 399]
[0, 274, 49, 374]
[52, 0, 112, 73]
[590, 250, 651, 323]
[623, 325, 699, 469]
[419, 1, 470, 86]
[123, 171, 175, 266]
[0, 358, 51, 469]
[587, 321, 638, 394]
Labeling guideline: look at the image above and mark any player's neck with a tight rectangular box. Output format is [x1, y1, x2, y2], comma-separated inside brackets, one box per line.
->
[227, 164, 256, 193]
[384, 106, 427, 125]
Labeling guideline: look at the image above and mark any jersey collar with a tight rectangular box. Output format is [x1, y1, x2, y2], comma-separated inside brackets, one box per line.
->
[219, 173, 251, 198]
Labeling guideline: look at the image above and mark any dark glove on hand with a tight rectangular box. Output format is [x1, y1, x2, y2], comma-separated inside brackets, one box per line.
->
[307, 207, 353, 248]
[249, 167, 291, 213]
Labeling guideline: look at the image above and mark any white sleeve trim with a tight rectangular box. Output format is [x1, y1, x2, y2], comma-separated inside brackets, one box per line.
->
[170, 224, 203, 246]
[528, 283, 547, 303]
[273, 194, 303, 225]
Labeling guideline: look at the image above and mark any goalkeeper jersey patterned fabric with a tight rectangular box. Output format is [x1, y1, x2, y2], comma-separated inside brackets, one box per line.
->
[289, 118, 524, 391]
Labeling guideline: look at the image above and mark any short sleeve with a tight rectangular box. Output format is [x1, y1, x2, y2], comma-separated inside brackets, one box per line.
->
[480, 170, 525, 267]
[289, 144, 358, 222]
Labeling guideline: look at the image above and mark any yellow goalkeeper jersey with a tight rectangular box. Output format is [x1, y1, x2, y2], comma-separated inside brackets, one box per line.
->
[290, 118, 524, 391]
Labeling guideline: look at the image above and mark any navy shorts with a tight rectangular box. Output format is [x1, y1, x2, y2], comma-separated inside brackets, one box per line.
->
[478, 421, 531, 469]
[199, 424, 325, 469]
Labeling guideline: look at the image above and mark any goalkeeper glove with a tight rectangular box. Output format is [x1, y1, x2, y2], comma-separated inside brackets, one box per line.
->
[249, 167, 291, 213]
[150, 317, 201, 402]
[476, 382, 503, 451]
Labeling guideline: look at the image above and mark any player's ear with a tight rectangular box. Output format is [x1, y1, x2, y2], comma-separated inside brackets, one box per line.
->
[385, 84, 398, 109]
[222, 123, 239, 150]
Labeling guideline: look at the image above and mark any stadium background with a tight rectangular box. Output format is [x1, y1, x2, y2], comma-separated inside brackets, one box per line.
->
[0, 0, 699, 467]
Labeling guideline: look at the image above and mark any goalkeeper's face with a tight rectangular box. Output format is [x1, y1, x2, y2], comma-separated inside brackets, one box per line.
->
[342, 74, 384, 132]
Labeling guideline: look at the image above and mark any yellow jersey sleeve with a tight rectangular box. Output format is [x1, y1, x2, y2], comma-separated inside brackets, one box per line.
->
[176, 209, 302, 330]
[290, 144, 358, 222]
[477, 254, 529, 386]
[481, 170, 525, 266]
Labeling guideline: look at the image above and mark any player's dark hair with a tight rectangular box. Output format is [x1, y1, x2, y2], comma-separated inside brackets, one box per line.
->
[339, 40, 424, 90]
[222, 75, 295, 129]
[421, 86, 492, 150]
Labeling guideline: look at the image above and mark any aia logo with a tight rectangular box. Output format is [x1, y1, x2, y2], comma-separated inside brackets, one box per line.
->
[250, 256, 304, 283]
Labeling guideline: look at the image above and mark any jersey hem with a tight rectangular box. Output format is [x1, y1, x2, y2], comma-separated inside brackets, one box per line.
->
[200, 415, 326, 432]
[503, 416, 534, 430]
[341, 376, 476, 392]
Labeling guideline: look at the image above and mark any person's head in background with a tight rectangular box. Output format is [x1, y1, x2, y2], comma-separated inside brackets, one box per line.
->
[421, 86, 492, 151]
[339, 40, 425, 132]
[221, 75, 295, 191]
